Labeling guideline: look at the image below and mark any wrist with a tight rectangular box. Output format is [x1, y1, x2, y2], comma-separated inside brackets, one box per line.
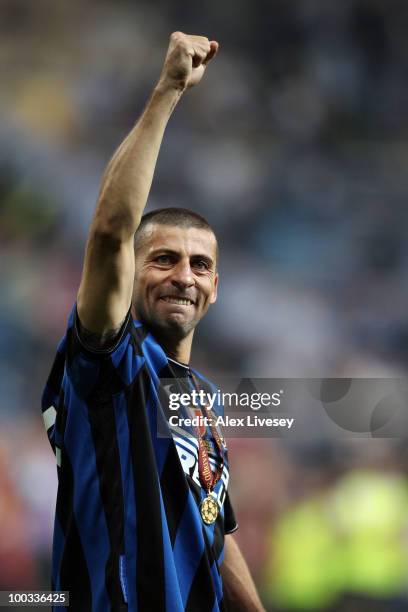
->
[154, 76, 185, 97]
[146, 80, 184, 119]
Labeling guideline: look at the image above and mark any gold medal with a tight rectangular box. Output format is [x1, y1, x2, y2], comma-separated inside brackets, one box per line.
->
[200, 494, 219, 525]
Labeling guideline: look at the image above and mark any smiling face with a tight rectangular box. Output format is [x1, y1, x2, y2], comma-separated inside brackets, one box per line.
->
[132, 223, 218, 342]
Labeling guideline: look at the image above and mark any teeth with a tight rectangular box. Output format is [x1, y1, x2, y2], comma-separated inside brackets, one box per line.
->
[162, 297, 193, 305]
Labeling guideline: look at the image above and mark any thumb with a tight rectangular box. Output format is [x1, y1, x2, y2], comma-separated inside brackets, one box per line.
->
[203, 40, 219, 65]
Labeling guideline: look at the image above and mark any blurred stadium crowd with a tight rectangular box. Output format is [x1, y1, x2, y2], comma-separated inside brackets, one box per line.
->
[2, 0, 408, 609]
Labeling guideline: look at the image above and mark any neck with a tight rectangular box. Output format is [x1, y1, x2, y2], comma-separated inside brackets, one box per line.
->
[160, 331, 193, 364]
[131, 305, 194, 363]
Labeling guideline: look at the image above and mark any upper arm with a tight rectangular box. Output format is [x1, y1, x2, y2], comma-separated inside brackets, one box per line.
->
[223, 533, 237, 563]
[77, 226, 135, 334]
[221, 534, 265, 611]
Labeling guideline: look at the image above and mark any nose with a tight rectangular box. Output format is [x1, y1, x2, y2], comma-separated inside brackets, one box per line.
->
[170, 259, 195, 289]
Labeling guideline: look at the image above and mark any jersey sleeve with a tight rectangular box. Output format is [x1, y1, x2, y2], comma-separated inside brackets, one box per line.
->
[73, 304, 133, 356]
[41, 303, 135, 454]
[224, 490, 239, 534]
[64, 303, 134, 400]
[41, 338, 66, 455]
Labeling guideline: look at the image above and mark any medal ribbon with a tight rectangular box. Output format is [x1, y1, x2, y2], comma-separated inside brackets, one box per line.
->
[191, 374, 225, 494]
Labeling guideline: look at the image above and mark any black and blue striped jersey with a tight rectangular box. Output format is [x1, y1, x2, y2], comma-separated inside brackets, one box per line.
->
[41, 304, 237, 612]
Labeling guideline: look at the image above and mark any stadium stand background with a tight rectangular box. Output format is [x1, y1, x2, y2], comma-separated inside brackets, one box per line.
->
[2, 1, 408, 609]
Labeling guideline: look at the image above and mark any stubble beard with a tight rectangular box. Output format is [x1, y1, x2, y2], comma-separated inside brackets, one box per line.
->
[134, 298, 197, 343]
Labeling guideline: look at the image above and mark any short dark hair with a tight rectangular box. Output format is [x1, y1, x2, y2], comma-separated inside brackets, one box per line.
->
[134, 207, 218, 259]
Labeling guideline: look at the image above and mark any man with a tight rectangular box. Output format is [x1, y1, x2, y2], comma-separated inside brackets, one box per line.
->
[42, 32, 264, 611]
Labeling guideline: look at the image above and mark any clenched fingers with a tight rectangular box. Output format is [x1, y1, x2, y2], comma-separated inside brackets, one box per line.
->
[171, 32, 217, 67]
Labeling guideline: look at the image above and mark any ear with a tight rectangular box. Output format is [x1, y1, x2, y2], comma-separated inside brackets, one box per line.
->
[210, 273, 218, 304]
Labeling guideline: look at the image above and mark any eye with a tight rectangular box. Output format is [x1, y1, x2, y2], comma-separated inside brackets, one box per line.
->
[155, 254, 173, 265]
[192, 259, 210, 271]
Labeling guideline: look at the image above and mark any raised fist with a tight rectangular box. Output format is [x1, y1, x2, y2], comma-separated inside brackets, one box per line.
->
[159, 31, 219, 91]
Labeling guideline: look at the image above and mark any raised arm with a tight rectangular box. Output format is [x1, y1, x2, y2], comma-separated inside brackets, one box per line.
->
[77, 32, 219, 335]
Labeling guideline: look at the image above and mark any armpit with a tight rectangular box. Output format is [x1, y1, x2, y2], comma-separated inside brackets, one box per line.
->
[76, 316, 126, 351]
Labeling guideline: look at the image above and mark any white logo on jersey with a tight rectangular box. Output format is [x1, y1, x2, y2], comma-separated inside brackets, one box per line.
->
[173, 433, 229, 508]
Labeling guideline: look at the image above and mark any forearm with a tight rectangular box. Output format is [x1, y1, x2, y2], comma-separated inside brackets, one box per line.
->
[221, 535, 265, 612]
[92, 83, 182, 241]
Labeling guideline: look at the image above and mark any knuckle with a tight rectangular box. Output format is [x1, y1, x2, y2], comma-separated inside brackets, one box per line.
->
[170, 31, 186, 47]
